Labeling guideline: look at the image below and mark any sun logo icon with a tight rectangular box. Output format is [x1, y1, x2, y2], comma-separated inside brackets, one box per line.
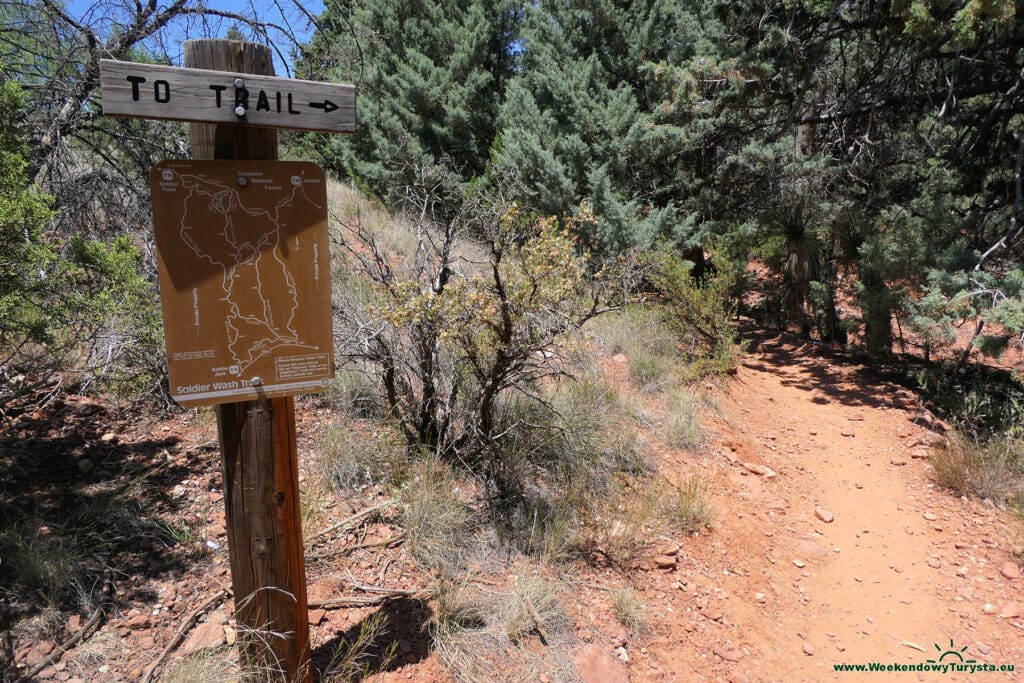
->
[927, 640, 977, 665]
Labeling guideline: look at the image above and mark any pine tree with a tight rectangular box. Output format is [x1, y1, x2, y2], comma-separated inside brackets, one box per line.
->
[495, 0, 707, 252]
[299, 0, 521, 208]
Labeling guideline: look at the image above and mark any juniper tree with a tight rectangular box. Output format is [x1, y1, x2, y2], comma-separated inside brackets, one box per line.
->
[299, 0, 522, 211]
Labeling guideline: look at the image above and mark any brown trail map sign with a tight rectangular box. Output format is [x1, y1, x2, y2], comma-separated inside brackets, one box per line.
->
[151, 159, 333, 406]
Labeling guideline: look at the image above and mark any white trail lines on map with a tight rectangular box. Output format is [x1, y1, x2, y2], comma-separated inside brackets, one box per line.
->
[172, 170, 322, 372]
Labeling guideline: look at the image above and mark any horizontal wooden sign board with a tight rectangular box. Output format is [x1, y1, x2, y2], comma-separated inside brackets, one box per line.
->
[100, 59, 355, 133]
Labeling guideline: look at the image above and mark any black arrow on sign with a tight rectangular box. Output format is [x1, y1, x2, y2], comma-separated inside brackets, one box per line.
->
[308, 99, 338, 113]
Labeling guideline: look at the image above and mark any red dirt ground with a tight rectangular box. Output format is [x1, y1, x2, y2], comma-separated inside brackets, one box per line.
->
[5, 327, 1022, 682]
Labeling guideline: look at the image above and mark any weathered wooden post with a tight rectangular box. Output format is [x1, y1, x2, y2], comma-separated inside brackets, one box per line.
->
[184, 40, 309, 682]
[99, 38, 355, 681]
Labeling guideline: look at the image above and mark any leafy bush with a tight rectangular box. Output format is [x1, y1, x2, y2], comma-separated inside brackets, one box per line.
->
[332, 177, 634, 467]
[648, 249, 742, 380]
[0, 77, 162, 406]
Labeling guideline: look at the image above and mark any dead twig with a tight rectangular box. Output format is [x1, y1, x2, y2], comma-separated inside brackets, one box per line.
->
[311, 500, 397, 544]
[344, 569, 422, 597]
[141, 589, 228, 683]
[307, 532, 406, 562]
[308, 595, 396, 609]
[524, 596, 550, 645]
[17, 576, 113, 682]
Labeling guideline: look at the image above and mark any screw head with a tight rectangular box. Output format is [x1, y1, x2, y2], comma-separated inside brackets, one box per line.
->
[251, 376, 263, 387]
[234, 105, 247, 117]
[233, 78, 244, 88]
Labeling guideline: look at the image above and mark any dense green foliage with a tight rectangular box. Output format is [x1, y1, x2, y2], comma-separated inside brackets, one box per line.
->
[0, 76, 161, 405]
[298, 0, 521, 208]
[305, 0, 1024, 371]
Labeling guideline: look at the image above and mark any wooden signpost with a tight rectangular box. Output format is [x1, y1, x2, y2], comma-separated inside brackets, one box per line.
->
[100, 59, 355, 133]
[101, 39, 355, 681]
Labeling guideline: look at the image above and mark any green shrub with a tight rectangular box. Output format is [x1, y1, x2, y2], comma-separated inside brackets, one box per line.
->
[649, 249, 741, 380]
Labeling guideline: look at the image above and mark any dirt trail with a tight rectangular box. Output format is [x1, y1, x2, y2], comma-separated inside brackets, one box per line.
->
[631, 333, 1023, 682]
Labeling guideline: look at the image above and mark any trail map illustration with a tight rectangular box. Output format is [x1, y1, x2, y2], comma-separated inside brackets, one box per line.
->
[151, 160, 333, 406]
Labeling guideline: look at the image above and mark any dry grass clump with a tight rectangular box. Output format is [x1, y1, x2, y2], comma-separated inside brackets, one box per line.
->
[317, 420, 408, 494]
[320, 611, 397, 682]
[160, 647, 239, 683]
[587, 483, 665, 566]
[589, 307, 679, 391]
[931, 432, 1024, 509]
[661, 475, 715, 532]
[324, 365, 387, 419]
[609, 587, 647, 636]
[586, 473, 714, 566]
[662, 389, 703, 450]
[430, 574, 572, 683]
[397, 456, 474, 573]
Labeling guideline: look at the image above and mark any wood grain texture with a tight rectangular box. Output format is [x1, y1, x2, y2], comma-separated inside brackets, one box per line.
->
[99, 57, 355, 134]
[187, 39, 312, 683]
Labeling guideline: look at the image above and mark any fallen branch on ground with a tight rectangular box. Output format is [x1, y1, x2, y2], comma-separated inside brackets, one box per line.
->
[141, 589, 228, 683]
[307, 532, 406, 562]
[17, 576, 113, 682]
[525, 596, 550, 645]
[310, 500, 397, 544]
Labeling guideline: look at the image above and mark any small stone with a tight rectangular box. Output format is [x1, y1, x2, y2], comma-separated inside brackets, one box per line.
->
[713, 646, 742, 662]
[982, 603, 997, 615]
[616, 646, 629, 663]
[814, 506, 835, 524]
[655, 554, 678, 570]
[308, 609, 326, 625]
[922, 511, 938, 521]
[956, 566, 969, 577]
[792, 559, 805, 568]
[890, 457, 907, 466]
[999, 562, 1020, 580]
[684, 621, 697, 632]
[927, 558, 942, 569]
[835, 643, 846, 652]
[998, 601, 1020, 619]
[954, 541, 969, 549]
[611, 353, 628, 364]
[66, 615, 82, 632]
[754, 592, 766, 602]
[701, 606, 724, 622]
[743, 462, 774, 477]
[976, 642, 991, 655]
[840, 430, 855, 437]
[656, 541, 681, 557]
[127, 614, 148, 629]
[910, 448, 930, 459]
[225, 627, 236, 645]
[179, 611, 228, 655]
[575, 643, 629, 683]
[802, 642, 814, 656]
[100, 432, 117, 444]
